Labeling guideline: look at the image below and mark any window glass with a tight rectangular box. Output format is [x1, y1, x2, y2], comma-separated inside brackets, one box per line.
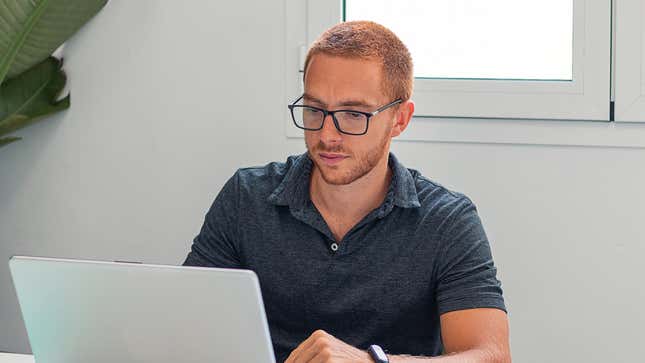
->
[344, 0, 573, 80]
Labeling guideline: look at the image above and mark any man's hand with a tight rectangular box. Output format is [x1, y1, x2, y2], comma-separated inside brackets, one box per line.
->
[284, 329, 372, 363]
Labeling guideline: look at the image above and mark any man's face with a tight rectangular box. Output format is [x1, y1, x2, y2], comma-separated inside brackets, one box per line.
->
[303, 54, 397, 185]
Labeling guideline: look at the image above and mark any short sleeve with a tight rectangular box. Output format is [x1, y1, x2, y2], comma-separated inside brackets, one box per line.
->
[182, 172, 242, 269]
[435, 198, 506, 315]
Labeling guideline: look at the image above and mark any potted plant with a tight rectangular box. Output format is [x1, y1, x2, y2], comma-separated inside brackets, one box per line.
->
[0, 0, 108, 148]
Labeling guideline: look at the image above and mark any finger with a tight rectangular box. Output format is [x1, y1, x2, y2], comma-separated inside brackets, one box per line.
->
[292, 340, 326, 363]
[286, 331, 324, 363]
[285, 342, 303, 363]
[308, 347, 334, 363]
[289, 330, 330, 363]
[284, 344, 302, 363]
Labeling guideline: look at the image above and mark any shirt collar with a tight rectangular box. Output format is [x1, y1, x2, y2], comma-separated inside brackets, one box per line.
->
[387, 152, 421, 209]
[266, 153, 313, 209]
[267, 152, 421, 211]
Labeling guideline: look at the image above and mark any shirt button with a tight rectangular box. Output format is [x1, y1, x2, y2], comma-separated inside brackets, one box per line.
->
[330, 243, 339, 252]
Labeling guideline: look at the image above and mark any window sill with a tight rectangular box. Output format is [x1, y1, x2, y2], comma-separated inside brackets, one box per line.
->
[285, 116, 645, 149]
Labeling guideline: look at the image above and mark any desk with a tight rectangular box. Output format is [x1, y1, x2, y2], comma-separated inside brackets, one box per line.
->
[0, 353, 34, 363]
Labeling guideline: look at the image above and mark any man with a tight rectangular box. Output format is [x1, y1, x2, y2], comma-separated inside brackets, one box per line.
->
[184, 21, 510, 363]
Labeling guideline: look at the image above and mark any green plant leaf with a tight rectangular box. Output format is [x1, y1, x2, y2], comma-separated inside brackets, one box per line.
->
[0, 136, 21, 148]
[0, 56, 70, 140]
[0, 0, 108, 85]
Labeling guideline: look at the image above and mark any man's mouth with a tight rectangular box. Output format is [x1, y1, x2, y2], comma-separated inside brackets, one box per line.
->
[319, 152, 348, 165]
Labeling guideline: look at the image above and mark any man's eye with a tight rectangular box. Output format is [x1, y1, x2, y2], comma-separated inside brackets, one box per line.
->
[345, 112, 363, 119]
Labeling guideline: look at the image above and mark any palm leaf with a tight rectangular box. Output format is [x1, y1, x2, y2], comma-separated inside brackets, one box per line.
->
[0, 136, 20, 148]
[0, 0, 108, 85]
[0, 56, 69, 140]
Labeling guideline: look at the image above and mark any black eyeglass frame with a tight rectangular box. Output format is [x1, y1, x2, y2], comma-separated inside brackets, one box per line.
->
[287, 95, 403, 136]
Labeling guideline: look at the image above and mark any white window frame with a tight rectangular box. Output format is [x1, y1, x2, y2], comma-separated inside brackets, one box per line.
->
[614, 0, 645, 122]
[285, 0, 645, 148]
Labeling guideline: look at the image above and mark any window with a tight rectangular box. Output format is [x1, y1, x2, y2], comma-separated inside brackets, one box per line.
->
[285, 0, 645, 147]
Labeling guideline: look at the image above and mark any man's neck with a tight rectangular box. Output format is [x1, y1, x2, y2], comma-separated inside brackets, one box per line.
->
[309, 153, 392, 224]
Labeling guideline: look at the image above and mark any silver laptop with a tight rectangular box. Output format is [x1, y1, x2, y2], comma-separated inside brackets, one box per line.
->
[9, 256, 276, 363]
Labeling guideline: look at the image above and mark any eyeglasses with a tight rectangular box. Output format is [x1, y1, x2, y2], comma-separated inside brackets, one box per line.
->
[287, 95, 402, 136]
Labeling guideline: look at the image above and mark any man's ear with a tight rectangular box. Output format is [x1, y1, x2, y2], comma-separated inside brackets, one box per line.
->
[390, 100, 414, 138]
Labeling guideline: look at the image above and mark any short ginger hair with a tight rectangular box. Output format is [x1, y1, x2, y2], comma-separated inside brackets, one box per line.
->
[303, 20, 413, 102]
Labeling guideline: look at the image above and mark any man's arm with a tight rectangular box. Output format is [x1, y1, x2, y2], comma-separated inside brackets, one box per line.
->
[284, 309, 510, 363]
[391, 195, 510, 362]
[390, 308, 510, 362]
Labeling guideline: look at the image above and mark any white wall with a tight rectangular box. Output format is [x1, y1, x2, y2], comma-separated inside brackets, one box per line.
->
[1, 1, 644, 362]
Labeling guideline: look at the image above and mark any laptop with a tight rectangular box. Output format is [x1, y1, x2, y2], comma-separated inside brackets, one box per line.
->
[9, 256, 276, 363]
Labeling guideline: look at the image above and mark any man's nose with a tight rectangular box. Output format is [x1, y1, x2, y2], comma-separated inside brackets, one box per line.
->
[319, 113, 342, 143]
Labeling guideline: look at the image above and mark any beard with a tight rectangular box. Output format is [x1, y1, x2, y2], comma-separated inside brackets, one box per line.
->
[306, 132, 391, 186]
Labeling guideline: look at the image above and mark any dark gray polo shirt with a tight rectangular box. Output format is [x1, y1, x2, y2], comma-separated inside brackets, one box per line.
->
[183, 152, 505, 362]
